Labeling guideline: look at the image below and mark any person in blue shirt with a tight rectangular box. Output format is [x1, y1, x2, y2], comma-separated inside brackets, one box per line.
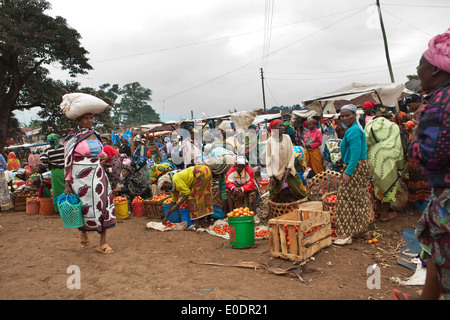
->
[334, 104, 372, 245]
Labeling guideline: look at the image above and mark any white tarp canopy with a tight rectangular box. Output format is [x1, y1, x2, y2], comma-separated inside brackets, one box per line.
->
[252, 112, 282, 125]
[303, 82, 406, 115]
[291, 109, 318, 119]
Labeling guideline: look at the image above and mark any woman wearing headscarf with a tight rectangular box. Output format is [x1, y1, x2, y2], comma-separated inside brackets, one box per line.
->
[394, 28, 450, 301]
[159, 164, 214, 230]
[64, 113, 116, 254]
[7, 152, 20, 171]
[40, 134, 65, 213]
[225, 156, 258, 214]
[359, 101, 377, 129]
[266, 119, 307, 202]
[303, 118, 324, 176]
[365, 114, 404, 222]
[334, 105, 372, 245]
[102, 143, 122, 189]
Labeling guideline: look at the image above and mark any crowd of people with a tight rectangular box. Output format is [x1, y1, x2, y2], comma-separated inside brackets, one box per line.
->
[0, 27, 448, 300]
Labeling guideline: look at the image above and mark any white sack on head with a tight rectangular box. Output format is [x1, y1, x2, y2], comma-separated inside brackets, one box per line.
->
[60, 93, 109, 119]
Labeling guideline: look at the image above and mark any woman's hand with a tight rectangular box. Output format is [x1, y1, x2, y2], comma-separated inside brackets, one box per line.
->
[342, 173, 352, 186]
[100, 154, 109, 166]
[283, 168, 291, 181]
[64, 181, 73, 195]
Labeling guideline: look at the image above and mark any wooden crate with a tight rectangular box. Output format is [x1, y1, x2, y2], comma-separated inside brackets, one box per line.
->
[268, 209, 332, 262]
[144, 196, 170, 219]
[13, 195, 35, 211]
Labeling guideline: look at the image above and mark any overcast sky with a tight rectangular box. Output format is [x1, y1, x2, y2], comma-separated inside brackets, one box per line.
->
[16, 0, 450, 124]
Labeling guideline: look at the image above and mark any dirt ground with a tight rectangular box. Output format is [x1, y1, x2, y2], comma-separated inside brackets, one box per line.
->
[0, 208, 423, 301]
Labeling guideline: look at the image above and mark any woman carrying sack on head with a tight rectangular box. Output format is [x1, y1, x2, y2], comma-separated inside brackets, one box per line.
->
[62, 96, 116, 254]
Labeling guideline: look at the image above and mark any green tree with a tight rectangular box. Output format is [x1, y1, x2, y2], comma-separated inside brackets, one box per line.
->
[115, 82, 160, 125]
[0, 0, 92, 152]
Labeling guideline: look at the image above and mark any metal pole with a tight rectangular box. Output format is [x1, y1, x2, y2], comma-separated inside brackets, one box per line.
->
[376, 0, 395, 83]
[260, 68, 267, 112]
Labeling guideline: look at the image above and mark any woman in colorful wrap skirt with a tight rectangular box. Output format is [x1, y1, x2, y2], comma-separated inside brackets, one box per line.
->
[334, 105, 372, 245]
[64, 113, 116, 254]
[159, 165, 214, 230]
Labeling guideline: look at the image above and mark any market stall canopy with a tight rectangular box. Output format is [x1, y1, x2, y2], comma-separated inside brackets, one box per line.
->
[303, 82, 406, 115]
[4, 142, 49, 151]
[291, 109, 318, 119]
[252, 112, 282, 125]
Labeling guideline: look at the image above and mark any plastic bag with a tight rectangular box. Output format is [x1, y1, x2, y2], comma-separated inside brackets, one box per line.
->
[60, 93, 109, 119]
[53, 193, 81, 206]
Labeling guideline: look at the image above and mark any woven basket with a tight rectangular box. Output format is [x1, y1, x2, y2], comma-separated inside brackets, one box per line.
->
[268, 196, 308, 219]
[322, 191, 337, 227]
[306, 170, 341, 201]
[144, 196, 170, 219]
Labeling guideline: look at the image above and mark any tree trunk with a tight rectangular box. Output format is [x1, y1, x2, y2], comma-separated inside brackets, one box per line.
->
[0, 94, 17, 154]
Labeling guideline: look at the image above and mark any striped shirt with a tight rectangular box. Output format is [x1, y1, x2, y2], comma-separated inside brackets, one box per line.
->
[40, 145, 65, 169]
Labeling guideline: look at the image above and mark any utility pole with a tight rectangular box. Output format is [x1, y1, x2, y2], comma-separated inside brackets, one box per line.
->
[376, 0, 395, 83]
[260, 68, 267, 112]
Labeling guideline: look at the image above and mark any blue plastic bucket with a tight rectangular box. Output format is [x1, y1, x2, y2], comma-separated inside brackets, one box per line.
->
[164, 204, 181, 223]
[212, 203, 224, 219]
[179, 208, 193, 227]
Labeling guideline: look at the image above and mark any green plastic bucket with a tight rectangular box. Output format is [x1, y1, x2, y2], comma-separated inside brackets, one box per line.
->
[228, 215, 255, 248]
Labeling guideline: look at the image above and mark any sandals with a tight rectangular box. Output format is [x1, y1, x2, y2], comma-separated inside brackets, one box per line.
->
[392, 289, 411, 300]
[96, 244, 114, 254]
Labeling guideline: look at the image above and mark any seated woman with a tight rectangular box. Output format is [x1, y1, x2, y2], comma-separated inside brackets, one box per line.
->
[113, 164, 151, 201]
[225, 156, 258, 214]
[159, 165, 214, 230]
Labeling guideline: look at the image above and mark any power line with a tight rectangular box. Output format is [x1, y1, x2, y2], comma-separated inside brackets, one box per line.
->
[267, 59, 418, 75]
[382, 2, 450, 8]
[262, 0, 275, 70]
[94, 5, 367, 64]
[265, 62, 417, 81]
[380, 8, 433, 36]
[153, 5, 367, 104]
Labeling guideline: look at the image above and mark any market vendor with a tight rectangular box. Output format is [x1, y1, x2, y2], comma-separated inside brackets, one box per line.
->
[30, 173, 52, 198]
[40, 133, 65, 213]
[304, 118, 324, 176]
[225, 156, 257, 214]
[149, 161, 177, 185]
[266, 119, 308, 202]
[159, 164, 214, 230]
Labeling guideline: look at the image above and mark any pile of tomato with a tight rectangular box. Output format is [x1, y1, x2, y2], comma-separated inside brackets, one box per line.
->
[149, 193, 168, 201]
[113, 196, 127, 203]
[163, 197, 188, 209]
[208, 224, 229, 235]
[324, 194, 337, 203]
[226, 207, 255, 217]
[255, 227, 270, 238]
[131, 196, 144, 204]
[28, 196, 40, 202]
